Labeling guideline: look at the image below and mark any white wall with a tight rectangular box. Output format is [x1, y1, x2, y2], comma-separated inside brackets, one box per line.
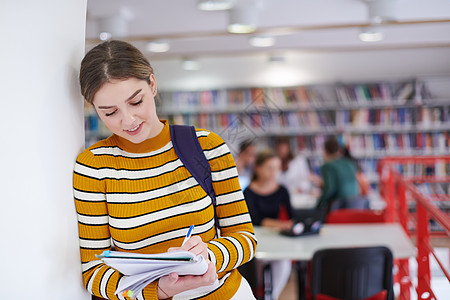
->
[0, 1, 89, 299]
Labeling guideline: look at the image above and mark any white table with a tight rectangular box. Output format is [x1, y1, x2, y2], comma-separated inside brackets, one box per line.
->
[255, 223, 415, 260]
[254, 223, 416, 300]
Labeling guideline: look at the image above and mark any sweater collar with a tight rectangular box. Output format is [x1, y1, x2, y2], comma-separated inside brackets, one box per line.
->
[112, 120, 170, 153]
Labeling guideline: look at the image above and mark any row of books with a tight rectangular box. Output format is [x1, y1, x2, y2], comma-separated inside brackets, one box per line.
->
[165, 111, 336, 132]
[160, 81, 432, 111]
[293, 133, 448, 158]
[416, 182, 450, 198]
[340, 132, 448, 155]
[336, 106, 449, 128]
[392, 161, 450, 179]
[335, 81, 424, 104]
[164, 111, 449, 137]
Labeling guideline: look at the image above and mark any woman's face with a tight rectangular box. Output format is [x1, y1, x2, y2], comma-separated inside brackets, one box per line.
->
[255, 157, 281, 182]
[276, 143, 290, 159]
[92, 75, 161, 144]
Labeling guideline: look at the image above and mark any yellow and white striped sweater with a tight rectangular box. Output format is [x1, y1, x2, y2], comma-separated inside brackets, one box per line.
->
[73, 121, 257, 299]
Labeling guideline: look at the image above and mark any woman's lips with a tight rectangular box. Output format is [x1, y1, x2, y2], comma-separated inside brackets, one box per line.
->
[125, 123, 143, 136]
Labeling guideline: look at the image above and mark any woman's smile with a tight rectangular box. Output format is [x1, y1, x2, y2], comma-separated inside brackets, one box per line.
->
[125, 122, 143, 135]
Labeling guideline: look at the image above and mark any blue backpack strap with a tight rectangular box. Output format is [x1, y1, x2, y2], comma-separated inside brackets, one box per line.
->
[169, 124, 219, 231]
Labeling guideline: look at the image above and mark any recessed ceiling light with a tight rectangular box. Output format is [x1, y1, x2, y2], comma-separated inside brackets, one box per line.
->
[146, 40, 170, 53]
[228, 6, 257, 34]
[182, 59, 201, 71]
[228, 24, 256, 34]
[359, 27, 384, 42]
[249, 36, 275, 47]
[99, 32, 112, 41]
[197, 0, 234, 11]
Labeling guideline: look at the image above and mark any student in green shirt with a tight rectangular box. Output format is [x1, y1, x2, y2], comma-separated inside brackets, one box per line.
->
[315, 136, 369, 211]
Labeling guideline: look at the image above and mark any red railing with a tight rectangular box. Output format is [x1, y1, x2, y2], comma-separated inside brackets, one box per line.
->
[379, 156, 450, 300]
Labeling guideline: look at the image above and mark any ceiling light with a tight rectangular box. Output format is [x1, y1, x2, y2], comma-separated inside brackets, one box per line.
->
[228, 6, 257, 34]
[98, 15, 128, 39]
[359, 27, 385, 42]
[197, 0, 234, 11]
[146, 40, 170, 53]
[249, 36, 275, 47]
[99, 32, 112, 41]
[97, 7, 133, 39]
[365, 0, 398, 24]
[182, 59, 201, 71]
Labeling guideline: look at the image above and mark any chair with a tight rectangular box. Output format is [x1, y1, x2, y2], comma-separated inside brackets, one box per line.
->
[310, 246, 394, 300]
[325, 209, 386, 224]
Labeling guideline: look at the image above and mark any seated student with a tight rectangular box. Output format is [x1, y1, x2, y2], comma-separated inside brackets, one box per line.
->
[315, 136, 369, 212]
[244, 150, 294, 300]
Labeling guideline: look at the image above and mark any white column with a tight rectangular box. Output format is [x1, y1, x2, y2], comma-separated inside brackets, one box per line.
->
[0, 1, 89, 299]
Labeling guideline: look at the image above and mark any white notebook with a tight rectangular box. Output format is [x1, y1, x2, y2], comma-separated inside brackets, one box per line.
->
[96, 250, 209, 297]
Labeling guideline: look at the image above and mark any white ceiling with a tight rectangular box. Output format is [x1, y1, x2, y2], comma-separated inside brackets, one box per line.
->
[85, 0, 450, 91]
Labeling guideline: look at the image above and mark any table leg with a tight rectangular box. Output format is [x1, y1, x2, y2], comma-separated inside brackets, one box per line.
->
[263, 264, 273, 300]
[296, 261, 307, 300]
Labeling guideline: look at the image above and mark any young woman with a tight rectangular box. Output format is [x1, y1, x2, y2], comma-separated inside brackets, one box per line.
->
[74, 40, 256, 300]
[243, 150, 294, 300]
[275, 136, 316, 197]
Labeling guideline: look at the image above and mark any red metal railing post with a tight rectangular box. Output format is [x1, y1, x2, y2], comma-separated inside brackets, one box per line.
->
[397, 181, 411, 300]
[416, 202, 432, 300]
[398, 182, 409, 234]
[385, 168, 396, 223]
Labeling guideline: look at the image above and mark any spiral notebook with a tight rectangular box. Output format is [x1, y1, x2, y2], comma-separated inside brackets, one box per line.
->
[96, 250, 209, 297]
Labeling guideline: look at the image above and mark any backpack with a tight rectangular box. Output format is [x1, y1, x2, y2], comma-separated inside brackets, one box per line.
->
[169, 125, 219, 233]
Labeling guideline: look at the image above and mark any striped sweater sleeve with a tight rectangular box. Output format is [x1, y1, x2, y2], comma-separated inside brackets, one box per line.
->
[197, 129, 258, 275]
[73, 149, 158, 300]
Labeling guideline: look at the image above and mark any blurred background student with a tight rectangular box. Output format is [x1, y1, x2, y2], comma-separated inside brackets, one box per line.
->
[244, 149, 294, 300]
[235, 139, 257, 190]
[275, 136, 320, 210]
[315, 136, 369, 212]
[341, 145, 371, 200]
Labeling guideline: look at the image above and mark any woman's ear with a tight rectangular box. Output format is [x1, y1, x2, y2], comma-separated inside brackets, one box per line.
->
[150, 74, 157, 96]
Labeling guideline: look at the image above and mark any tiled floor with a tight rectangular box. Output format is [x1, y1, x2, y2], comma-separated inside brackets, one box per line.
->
[278, 270, 297, 300]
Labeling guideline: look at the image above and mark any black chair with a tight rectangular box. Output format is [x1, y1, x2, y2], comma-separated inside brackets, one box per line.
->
[237, 258, 259, 297]
[310, 246, 394, 300]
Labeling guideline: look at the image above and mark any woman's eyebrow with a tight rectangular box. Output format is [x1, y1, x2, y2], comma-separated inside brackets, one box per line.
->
[97, 89, 143, 109]
[126, 89, 142, 101]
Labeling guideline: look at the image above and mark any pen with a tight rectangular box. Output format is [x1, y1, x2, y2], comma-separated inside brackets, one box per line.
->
[181, 225, 194, 246]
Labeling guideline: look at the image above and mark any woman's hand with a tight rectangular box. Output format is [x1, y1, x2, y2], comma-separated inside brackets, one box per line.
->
[157, 261, 218, 298]
[168, 236, 209, 261]
[156, 236, 217, 298]
[261, 218, 295, 231]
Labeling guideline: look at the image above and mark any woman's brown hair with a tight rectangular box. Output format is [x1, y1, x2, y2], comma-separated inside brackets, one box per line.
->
[79, 40, 155, 104]
[275, 136, 293, 172]
[251, 149, 278, 182]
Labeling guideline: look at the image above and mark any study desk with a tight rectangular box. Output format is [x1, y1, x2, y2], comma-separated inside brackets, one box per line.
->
[254, 223, 416, 300]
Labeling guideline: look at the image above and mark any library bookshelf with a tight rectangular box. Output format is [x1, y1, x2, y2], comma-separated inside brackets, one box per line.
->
[84, 77, 450, 191]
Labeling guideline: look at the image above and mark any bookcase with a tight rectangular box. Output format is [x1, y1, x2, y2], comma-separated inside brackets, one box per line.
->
[84, 77, 450, 191]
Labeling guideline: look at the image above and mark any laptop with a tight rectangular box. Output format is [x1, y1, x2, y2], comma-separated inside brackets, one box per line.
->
[280, 209, 326, 237]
